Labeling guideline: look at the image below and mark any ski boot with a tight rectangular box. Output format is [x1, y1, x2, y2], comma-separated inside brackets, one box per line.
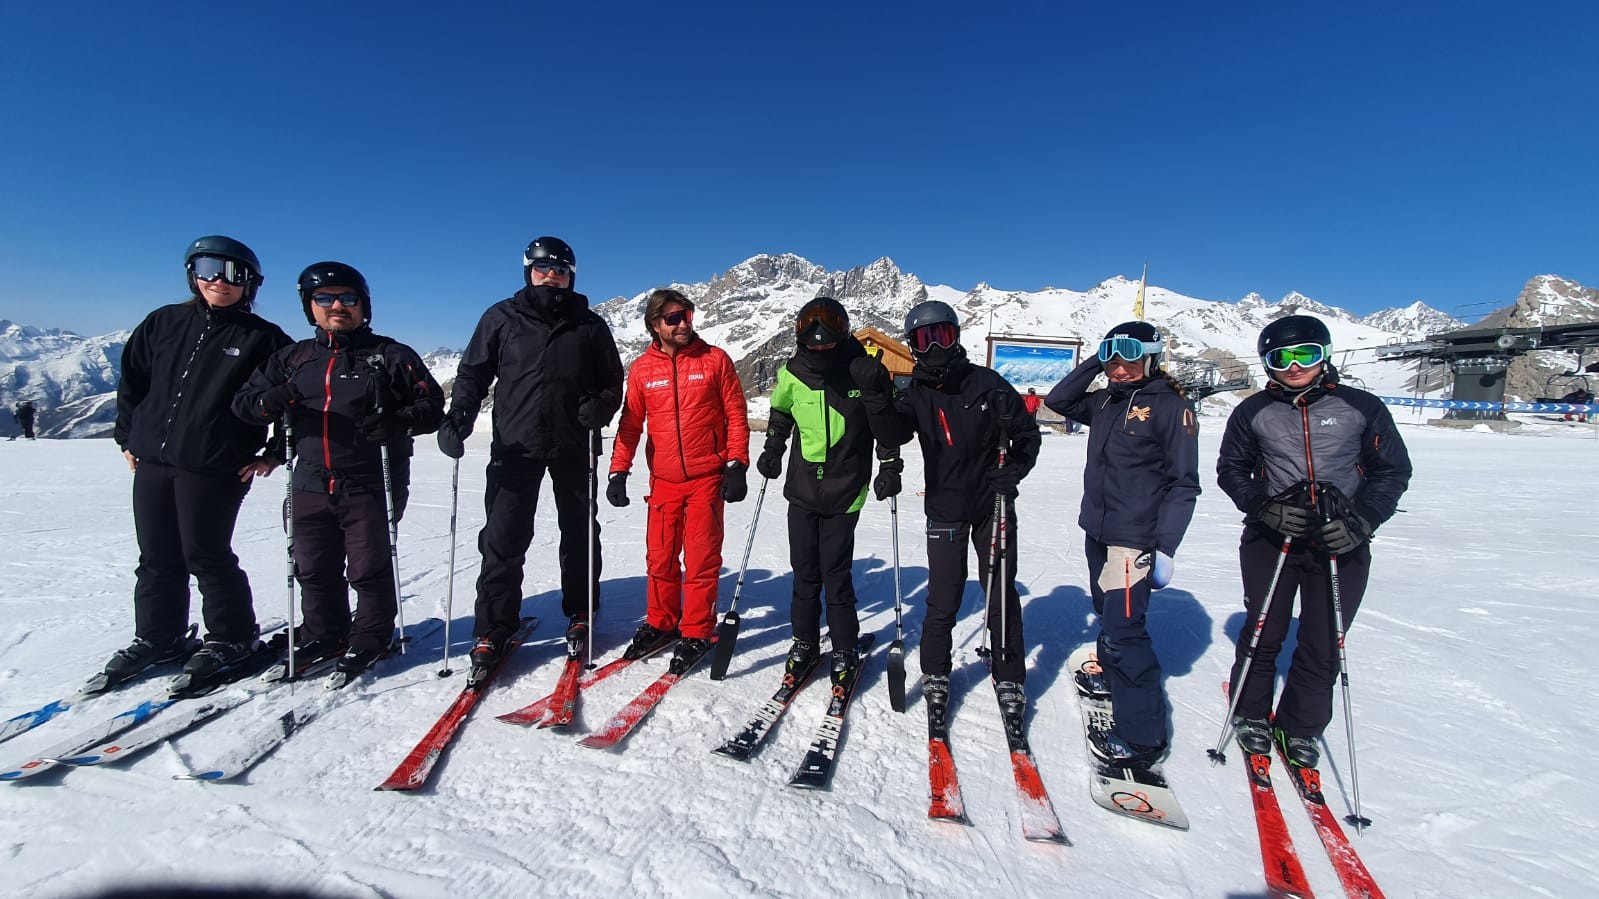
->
[783, 640, 819, 683]
[1089, 729, 1167, 770]
[622, 623, 679, 661]
[1232, 716, 1273, 756]
[669, 637, 713, 674]
[923, 674, 952, 739]
[1274, 726, 1320, 768]
[994, 680, 1028, 748]
[564, 615, 590, 660]
[828, 648, 858, 688]
[92, 625, 201, 693]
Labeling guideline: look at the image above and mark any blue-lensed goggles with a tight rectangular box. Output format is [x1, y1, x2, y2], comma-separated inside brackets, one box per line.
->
[1097, 336, 1161, 363]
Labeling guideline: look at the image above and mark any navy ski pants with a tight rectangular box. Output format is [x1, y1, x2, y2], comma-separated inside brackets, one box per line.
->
[1085, 537, 1165, 747]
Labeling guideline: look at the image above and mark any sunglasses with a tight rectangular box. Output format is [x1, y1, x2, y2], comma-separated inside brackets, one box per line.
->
[529, 261, 573, 275]
[1263, 342, 1327, 371]
[190, 255, 251, 286]
[1097, 336, 1161, 363]
[910, 322, 959, 353]
[311, 293, 362, 308]
[659, 309, 692, 327]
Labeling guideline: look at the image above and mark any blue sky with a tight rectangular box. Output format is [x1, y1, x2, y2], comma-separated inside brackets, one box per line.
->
[3, 2, 1595, 352]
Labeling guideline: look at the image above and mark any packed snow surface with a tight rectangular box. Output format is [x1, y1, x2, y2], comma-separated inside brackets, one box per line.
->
[1, 418, 1594, 898]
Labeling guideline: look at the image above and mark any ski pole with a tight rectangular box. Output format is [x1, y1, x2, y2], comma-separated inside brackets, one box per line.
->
[976, 488, 1002, 661]
[1327, 549, 1371, 830]
[440, 456, 460, 677]
[283, 414, 297, 681]
[368, 356, 406, 654]
[887, 493, 907, 712]
[1208, 536, 1293, 763]
[587, 428, 598, 668]
[710, 477, 768, 680]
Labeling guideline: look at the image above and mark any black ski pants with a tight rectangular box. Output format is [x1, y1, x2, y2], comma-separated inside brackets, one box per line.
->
[292, 489, 406, 655]
[923, 500, 1026, 684]
[131, 462, 256, 645]
[18, 413, 34, 439]
[788, 504, 861, 651]
[1230, 527, 1371, 738]
[473, 453, 600, 639]
[1085, 538, 1164, 746]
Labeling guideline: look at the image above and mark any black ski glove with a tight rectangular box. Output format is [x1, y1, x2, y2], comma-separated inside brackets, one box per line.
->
[1252, 498, 1313, 539]
[358, 410, 407, 443]
[577, 395, 609, 431]
[985, 463, 1022, 498]
[721, 461, 748, 503]
[874, 458, 903, 500]
[605, 472, 630, 507]
[756, 447, 784, 480]
[1315, 511, 1371, 555]
[436, 407, 474, 459]
[258, 381, 304, 418]
[849, 356, 888, 394]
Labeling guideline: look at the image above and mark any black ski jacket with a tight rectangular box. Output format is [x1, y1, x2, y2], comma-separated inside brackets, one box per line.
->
[885, 360, 1041, 523]
[449, 287, 625, 460]
[233, 327, 444, 496]
[116, 301, 292, 474]
[1045, 358, 1200, 554]
[1216, 365, 1412, 539]
[764, 337, 903, 515]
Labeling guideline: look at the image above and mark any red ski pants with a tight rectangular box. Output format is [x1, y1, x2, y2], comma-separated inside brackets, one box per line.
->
[645, 474, 725, 639]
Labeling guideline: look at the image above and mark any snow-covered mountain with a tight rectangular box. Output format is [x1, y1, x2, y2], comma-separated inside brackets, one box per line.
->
[0, 320, 127, 438]
[6, 265, 1591, 438]
[1472, 275, 1599, 400]
[592, 257, 1473, 403]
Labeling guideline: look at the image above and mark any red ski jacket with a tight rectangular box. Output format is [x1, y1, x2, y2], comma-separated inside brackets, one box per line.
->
[610, 338, 750, 482]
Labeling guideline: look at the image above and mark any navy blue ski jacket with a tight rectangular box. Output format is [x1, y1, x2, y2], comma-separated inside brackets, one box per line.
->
[1045, 357, 1201, 554]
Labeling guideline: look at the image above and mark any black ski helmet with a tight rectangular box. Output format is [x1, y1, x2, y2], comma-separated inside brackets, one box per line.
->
[297, 262, 371, 326]
[1257, 314, 1332, 358]
[903, 300, 960, 339]
[184, 235, 263, 306]
[1099, 320, 1165, 377]
[904, 300, 966, 375]
[795, 296, 850, 348]
[524, 236, 577, 289]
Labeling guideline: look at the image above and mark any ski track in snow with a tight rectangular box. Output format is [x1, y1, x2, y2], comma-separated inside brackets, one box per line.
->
[0, 421, 1595, 897]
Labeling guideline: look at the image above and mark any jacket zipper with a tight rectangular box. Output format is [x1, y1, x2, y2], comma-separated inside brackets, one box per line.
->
[322, 343, 338, 493]
[158, 308, 214, 457]
[671, 353, 689, 480]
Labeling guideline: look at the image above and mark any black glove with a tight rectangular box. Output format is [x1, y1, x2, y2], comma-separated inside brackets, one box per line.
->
[756, 447, 784, 480]
[577, 395, 608, 431]
[358, 410, 407, 443]
[436, 408, 474, 459]
[1252, 498, 1313, 539]
[985, 464, 1022, 497]
[258, 381, 304, 418]
[874, 458, 902, 500]
[721, 461, 748, 503]
[849, 356, 888, 394]
[1315, 509, 1371, 555]
[605, 472, 630, 507]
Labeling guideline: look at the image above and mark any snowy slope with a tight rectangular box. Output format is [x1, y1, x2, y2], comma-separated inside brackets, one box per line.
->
[1, 419, 1595, 897]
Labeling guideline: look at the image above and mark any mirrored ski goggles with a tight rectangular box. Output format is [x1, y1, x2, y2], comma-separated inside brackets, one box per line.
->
[659, 308, 692, 327]
[1263, 342, 1328, 371]
[528, 260, 573, 275]
[795, 305, 848, 336]
[311, 293, 362, 308]
[189, 255, 252, 286]
[1097, 336, 1161, 363]
[910, 322, 959, 353]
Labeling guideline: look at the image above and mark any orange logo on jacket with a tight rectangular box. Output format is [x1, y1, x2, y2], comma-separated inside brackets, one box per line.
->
[1126, 405, 1151, 422]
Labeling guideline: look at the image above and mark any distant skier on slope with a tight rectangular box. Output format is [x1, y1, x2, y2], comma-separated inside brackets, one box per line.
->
[233, 262, 443, 680]
[1045, 320, 1200, 768]
[606, 288, 751, 665]
[106, 236, 292, 689]
[434, 236, 625, 676]
[1216, 314, 1412, 767]
[757, 297, 903, 689]
[13, 400, 37, 439]
[856, 300, 1041, 731]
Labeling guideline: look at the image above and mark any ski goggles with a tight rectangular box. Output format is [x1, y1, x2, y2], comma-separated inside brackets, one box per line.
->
[660, 308, 692, 327]
[311, 293, 362, 308]
[910, 322, 959, 353]
[1263, 342, 1328, 371]
[528, 260, 573, 275]
[189, 255, 252, 286]
[1097, 336, 1161, 363]
[795, 304, 848, 336]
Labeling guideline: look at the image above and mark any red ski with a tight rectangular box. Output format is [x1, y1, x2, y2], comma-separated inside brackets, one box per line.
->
[927, 738, 968, 823]
[375, 617, 535, 792]
[1278, 748, 1386, 899]
[577, 639, 713, 751]
[1224, 681, 1314, 897]
[496, 644, 668, 726]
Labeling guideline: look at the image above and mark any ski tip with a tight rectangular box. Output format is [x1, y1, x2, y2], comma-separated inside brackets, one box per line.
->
[1022, 830, 1072, 845]
[174, 770, 227, 782]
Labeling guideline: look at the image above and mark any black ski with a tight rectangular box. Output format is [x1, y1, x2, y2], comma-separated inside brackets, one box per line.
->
[788, 634, 876, 791]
